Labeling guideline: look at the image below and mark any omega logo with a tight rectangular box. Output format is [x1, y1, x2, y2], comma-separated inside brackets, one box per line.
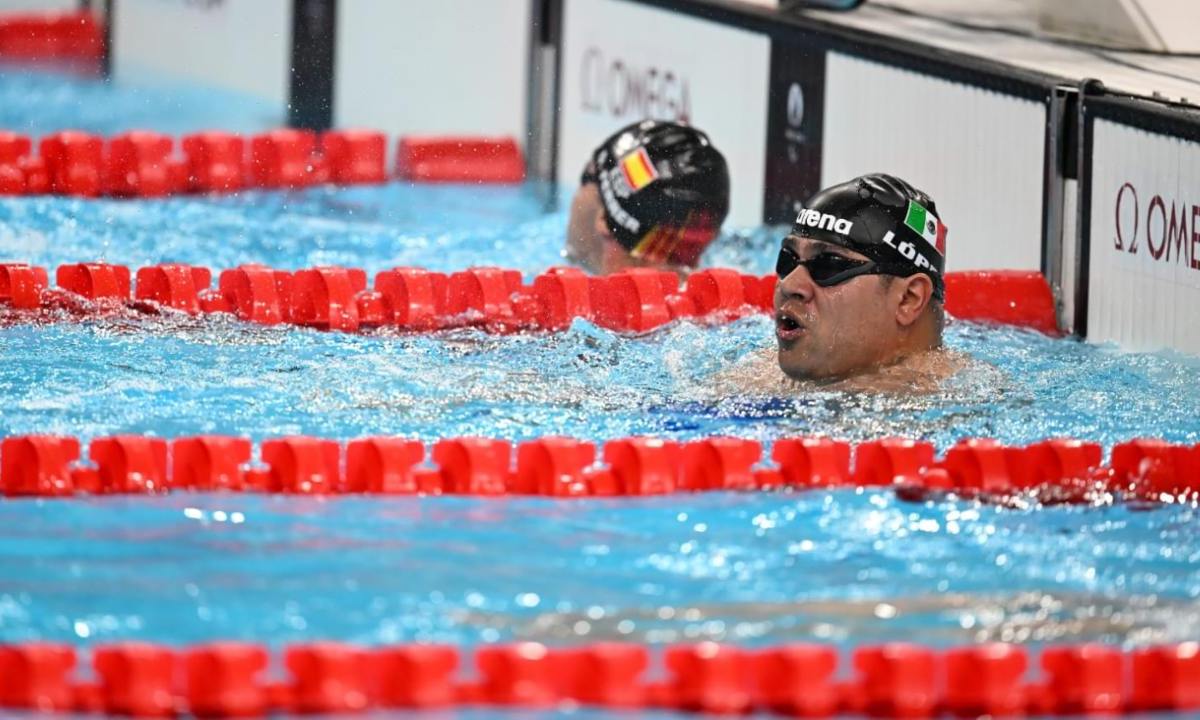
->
[1113, 181, 1200, 269]
[580, 47, 691, 122]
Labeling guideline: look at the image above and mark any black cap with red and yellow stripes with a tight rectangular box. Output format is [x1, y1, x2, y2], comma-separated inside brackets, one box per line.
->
[581, 120, 730, 266]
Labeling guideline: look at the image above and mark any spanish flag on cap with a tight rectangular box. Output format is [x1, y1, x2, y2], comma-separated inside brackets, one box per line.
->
[620, 147, 659, 191]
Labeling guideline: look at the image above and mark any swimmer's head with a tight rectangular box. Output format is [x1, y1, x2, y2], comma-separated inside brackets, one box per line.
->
[774, 173, 946, 381]
[566, 120, 730, 274]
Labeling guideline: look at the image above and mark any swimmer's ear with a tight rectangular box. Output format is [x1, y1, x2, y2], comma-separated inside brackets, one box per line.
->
[594, 209, 614, 241]
[895, 274, 934, 327]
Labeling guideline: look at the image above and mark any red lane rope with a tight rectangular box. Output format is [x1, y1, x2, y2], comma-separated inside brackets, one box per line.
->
[0, 129, 523, 197]
[2, 434, 1196, 500]
[0, 640, 1196, 716]
[0, 262, 1059, 334]
[0, 12, 101, 71]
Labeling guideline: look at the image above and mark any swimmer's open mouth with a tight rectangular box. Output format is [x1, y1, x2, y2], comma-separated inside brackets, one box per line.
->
[775, 309, 806, 342]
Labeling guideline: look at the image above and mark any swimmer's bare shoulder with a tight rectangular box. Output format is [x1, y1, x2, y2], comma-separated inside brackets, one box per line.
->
[710, 347, 979, 396]
[708, 347, 801, 396]
[833, 348, 973, 394]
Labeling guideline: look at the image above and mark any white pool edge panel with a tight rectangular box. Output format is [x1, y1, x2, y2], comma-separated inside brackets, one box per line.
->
[1087, 119, 1200, 355]
[822, 52, 1046, 272]
[109, 0, 292, 110]
[333, 0, 532, 142]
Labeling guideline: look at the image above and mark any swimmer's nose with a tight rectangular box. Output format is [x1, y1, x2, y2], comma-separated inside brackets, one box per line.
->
[777, 264, 816, 304]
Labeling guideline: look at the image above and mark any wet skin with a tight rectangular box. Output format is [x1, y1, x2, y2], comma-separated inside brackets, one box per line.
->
[774, 235, 939, 382]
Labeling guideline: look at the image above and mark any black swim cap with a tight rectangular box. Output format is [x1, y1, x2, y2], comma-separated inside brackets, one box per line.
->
[791, 173, 946, 300]
[582, 120, 730, 266]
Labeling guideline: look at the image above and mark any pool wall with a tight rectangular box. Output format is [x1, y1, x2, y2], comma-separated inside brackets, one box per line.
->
[108, 0, 532, 141]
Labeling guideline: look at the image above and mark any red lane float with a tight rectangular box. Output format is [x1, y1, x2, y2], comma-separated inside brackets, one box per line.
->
[0, 643, 76, 712]
[290, 266, 366, 332]
[444, 267, 522, 327]
[0, 436, 79, 497]
[567, 644, 649, 707]
[134, 264, 211, 314]
[249, 129, 318, 189]
[218, 264, 292, 325]
[513, 437, 594, 496]
[345, 438, 425, 494]
[604, 438, 680, 495]
[92, 643, 177, 717]
[395, 136, 524, 184]
[1, 433, 1197, 503]
[105, 131, 177, 198]
[374, 267, 447, 330]
[666, 643, 754, 714]
[321, 130, 387, 184]
[432, 437, 511, 495]
[680, 437, 761, 491]
[854, 438, 935, 487]
[0, 12, 103, 69]
[0, 640, 1196, 717]
[1041, 644, 1126, 715]
[40, 131, 104, 197]
[755, 645, 839, 717]
[941, 438, 1016, 493]
[1132, 644, 1200, 712]
[590, 268, 675, 332]
[532, 266, 591, 330]
[88, 436, 169, 494]
[944, 270, 1059, 335]
[1112, 438, 1200, 496]
[260, 437, 341, 494]
[944, 644, 1028, 717]
[0, 129, 525, 197]
[1015, 438, 1103, 489]
[285, 643, 370, 714]
[371, 645, 459, 708]
[926, 438, 1092, 494]
[0, 132, 32, 195]
[55, 262, 131, 303]
[172, 436, 252, 491]
[686, 268, 765, 319]
[851, 644, 938, 717]
[771, 437, 852, 487]
[182, 132, 245, 193]
[476, 643, 559, 706]
[183, 643, 270, 718]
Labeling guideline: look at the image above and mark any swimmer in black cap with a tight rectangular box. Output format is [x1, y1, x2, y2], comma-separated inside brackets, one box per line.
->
[773, 173, 950, 385]
[565, 120, 730, 275]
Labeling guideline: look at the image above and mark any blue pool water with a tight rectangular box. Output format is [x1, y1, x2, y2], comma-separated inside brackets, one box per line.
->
[1, 68, 1200, 718]
[0, 65, 282, 136]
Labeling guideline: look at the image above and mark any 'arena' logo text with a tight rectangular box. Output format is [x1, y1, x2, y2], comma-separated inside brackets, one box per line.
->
[581, 47, 691, 122]
[1113, 183, 1200, 270]
[795, 208, 853, 236]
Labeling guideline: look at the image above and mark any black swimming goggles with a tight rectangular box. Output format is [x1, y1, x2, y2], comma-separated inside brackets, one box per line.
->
[775, 245, 926, 288]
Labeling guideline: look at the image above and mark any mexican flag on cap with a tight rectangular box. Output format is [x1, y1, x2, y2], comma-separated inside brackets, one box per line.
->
[904, 200, 947, 255]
